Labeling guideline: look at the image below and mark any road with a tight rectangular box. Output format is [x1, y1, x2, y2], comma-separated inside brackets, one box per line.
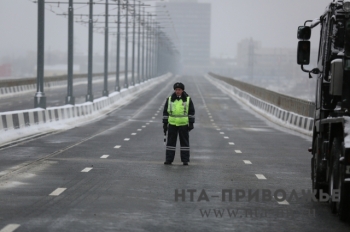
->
[0, 75, 349, 231]
[0, 74, 135, 112]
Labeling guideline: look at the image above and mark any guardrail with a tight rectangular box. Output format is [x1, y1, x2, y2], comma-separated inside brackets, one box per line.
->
[0, 72, 119, 88]
[206, 73, 314, 136]
[208, 72, 315, 118]
[0, 73, 172, 146]
[0, 72, 125, 97]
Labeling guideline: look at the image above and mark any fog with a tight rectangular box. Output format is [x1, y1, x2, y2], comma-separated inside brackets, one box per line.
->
[0, 0, 333, 100]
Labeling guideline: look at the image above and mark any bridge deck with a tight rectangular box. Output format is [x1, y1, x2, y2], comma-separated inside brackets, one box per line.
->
[0, 76, 348, 231]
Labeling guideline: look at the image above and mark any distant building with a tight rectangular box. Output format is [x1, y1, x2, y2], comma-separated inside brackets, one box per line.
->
[157, 0, 211, 74]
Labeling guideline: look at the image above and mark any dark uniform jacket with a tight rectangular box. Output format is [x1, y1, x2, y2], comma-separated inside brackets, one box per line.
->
[162, 91, 195, 125]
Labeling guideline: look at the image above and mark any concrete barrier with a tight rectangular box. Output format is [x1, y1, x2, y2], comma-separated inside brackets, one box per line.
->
[0, 72, 123, 98]
[0, 73, 172, 146]
[206, 73, 313, 136]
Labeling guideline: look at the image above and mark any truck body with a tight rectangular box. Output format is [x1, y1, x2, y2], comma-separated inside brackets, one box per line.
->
[297, 0, 350, 221]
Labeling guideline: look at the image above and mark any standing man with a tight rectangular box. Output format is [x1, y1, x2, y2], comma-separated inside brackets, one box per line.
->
[163, 82, 195, 165]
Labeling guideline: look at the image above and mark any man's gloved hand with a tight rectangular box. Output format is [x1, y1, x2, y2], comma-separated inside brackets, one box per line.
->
[163, 123, 168, 134]
[188, 123, 194, 131]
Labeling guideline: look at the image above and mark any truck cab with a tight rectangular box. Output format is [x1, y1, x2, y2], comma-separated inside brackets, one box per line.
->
[297, 0, 350, 221]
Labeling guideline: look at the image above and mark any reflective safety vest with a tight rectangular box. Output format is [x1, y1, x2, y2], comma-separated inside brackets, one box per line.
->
[167, 96, 190, 126]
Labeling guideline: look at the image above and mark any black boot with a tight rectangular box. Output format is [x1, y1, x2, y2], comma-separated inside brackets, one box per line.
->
[183, 162, 188, 166]
[164, 161, 172, 165]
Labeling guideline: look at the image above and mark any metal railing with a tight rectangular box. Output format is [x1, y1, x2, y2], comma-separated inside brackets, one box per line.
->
[0, 72, 119, 88]
[208, 72, 315, 118]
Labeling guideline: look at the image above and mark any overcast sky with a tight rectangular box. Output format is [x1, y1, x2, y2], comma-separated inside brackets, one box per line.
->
[0, 0, 332, 59]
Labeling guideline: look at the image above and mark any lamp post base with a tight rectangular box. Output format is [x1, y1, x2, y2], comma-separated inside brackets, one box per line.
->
[65, 96, 75, 105]
[34, 94, 46, 109]
[102, 90, 109, 97]
[86, 94, 94, 102]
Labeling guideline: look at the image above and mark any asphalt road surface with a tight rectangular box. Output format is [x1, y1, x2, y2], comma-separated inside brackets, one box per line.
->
[0, 74, 135, 113]
[0, 75, 349, 231]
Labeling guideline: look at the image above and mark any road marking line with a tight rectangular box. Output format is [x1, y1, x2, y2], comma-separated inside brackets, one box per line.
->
[224, 136, 229, 139]
[220, 132, 225, 134]
[152, 117, 155, 119]
[0, 224, 20, 232]
[124, 138, 130, 141]
[255, 174, 266, 180]
[210, 120, 214, 122]
[146, 123, 150, 125]
[243, 160, 252, 164]
[114, 145, 121, 149]
[216, 129, 221, 131]
[229, 142, 235, 145]
[277, 200, 290, 205]
[209, 116, 212, 118]
[155, 114, 158, 116]
[142, 126, 146, 128]
[149, 121, 153, 123]
[235, 150, 242, 153]
[81, 167, 93, 172]
[131, 133, 137, 135]
[137, 129, 142, 131]
[101, 155, 109, 159]
[49, 188, 67, 196]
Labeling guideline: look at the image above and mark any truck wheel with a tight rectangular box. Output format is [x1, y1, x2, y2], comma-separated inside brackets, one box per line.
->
[312, 138, 324, 199]
[312, 155, 322, 199]
[337, 162, 350, 222]
[329, 138, 341, 214]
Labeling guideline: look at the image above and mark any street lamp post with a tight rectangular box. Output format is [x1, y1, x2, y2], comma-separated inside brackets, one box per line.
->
[142, 7, 146, 82]
[124, 0, 129, 88]
[34, 0, 46, 109]
[116, 0, 121, 91]
[131, 0, 136, 86]
[66, 0, 75, 105]
[103, 0, 109, 96]
[137, 1, 142, 84]
[86, 0, 94, 102]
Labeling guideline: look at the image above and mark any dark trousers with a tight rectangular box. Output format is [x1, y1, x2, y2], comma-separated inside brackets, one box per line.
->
[166, 124, 190, 163]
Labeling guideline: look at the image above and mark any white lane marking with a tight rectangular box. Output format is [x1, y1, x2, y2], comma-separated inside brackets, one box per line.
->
[81, 167, 93, 172]
[152, 117, 155, 119]
[124, 138, 130, 141]
[137, 129, 142, 131]
[277, 200, 290, 205]
[114, 145, 121, 149]
[131, 133, 137, 135]
[142, 126, 146, 128]
[209, 116, 212, 118]
[0, 224, 20, 232]
[220, 132, 225, 134]
[229, 142, 235, 145]
[224, 136, 229, 139]
[149, 121, 153, 123]
[146, 123, 150, 125]
[210, 120, 214, 122]
[101, 155, 109, 159]
[243, 160, 252, 164]
[235, 150, 242, 153]
[49, 188, 67, 196]
[216, 129, 221, 131]
[155, 114, 158, 116]
[256, 174, 267, 180]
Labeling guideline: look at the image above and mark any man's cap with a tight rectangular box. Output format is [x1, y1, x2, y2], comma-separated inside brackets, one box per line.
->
[173, 82, 185, 90]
